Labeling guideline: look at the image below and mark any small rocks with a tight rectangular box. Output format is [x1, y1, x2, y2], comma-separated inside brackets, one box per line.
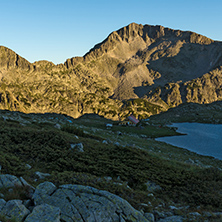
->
[141, 134, 147, 138]
[54, 123, 61, 129]
[104, 176, 112, 181]
[114, 142, 120, 146]
[106, 123, 113, 129]
[102, 140, 108, 144]
[169, 206, 178, 210]
[185, 158, 195, 164]
[117, 131, 122, 135]
[147, 193, 154, 197]
[188, 212, 201, 217]
[154, 210, 166, 220]
[34, 171, 51, 180]
[70, 143, 84, 152]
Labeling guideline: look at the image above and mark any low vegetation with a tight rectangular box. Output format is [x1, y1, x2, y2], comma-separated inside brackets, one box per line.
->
[0, 109, 222, 216]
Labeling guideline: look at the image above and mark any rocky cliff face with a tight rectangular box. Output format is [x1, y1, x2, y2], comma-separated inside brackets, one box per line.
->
[0, 23, 222, 119]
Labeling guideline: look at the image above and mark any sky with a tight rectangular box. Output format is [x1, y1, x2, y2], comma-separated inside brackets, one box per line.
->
[0, 0, 222, 65]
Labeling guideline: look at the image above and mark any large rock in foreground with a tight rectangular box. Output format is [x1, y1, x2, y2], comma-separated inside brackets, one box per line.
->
[32, 181, 150, 222]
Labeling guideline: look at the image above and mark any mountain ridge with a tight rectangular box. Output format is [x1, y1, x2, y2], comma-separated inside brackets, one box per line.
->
[0, 23, 222, 119]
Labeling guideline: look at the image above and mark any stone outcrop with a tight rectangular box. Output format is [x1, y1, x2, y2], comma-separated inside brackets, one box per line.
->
[32, 182, 149, 222]
[0, 173, 221, 221]
[0, 175, 150, 222]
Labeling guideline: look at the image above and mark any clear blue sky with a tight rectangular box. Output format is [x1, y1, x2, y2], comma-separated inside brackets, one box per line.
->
[0, 0, 221, 64]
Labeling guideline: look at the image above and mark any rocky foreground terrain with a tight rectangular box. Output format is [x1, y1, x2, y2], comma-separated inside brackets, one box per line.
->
[0, 23, 222, 120]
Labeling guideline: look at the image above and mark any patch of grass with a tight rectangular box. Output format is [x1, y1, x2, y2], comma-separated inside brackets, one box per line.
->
[61, 124, 85, 136]
[0, 215, 17, 222]
[0, 185, 32, 201]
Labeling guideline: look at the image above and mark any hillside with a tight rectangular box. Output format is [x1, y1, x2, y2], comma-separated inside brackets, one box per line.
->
[1, 108, 222, 221]
[0, 23, 222, 119]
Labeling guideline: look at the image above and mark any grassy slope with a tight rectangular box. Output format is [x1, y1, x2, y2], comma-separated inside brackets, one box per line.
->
[0, 109, 222, 217]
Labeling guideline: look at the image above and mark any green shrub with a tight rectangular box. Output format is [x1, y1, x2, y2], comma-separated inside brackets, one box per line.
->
[61, 124, 84, 136]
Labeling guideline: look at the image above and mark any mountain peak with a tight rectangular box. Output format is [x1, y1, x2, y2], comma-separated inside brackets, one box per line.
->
[0, 46, 31, 70]
[82, 23, 214, 62]
[0, 24, 222, 120]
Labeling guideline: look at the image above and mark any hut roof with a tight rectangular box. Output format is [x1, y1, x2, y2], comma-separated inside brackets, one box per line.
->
[128, 115, 139, 124]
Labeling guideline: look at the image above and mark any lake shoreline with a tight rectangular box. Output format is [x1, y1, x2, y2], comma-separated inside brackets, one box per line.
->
[156, 122, 222, 160]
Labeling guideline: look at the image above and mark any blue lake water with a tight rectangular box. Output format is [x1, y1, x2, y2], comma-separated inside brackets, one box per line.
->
[156, 123, 222, 160]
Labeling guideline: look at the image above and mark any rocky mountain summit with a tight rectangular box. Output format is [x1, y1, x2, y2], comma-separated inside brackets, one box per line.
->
[0, 23, 222, 120]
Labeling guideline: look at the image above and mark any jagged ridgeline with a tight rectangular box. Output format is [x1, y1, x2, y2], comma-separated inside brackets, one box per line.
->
[0, 23, 222, 119]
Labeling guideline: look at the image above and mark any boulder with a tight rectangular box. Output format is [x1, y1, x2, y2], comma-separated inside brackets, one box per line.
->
[32, 182, 150, 222]
[25, 204, 60, 222]
[0, 199, 30, 222]
[70, 143, 84, 152]
[32, 181, 57, 206]
[0, 199, 6, 211]
[34, 171, 51, 180]
[0, 174, 22, 188]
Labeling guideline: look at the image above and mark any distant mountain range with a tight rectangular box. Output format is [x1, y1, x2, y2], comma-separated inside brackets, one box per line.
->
[0, 23, 222, 119]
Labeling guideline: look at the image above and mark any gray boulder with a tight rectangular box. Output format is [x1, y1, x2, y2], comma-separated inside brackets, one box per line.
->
[32, 182, 150, 222]
[25, 204, 60, 222]
[0, 199, 6, 211]
[34, 171, 51, 180]
[0, 174, 22, 188]
[70, 143, 84, 152]
[0, 199, 30, 222]
[32, 181, 57, 206]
